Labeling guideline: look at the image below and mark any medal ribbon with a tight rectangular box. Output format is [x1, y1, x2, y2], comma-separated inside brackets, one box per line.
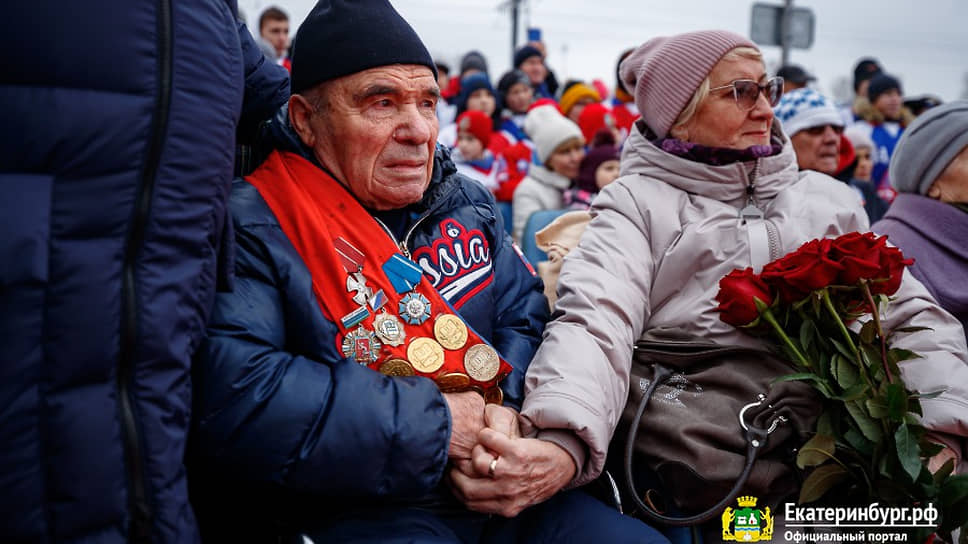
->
[246, 150, 511, 394]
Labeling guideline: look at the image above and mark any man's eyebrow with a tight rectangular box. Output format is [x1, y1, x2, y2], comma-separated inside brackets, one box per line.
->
[354, 84, 399, 101]
[423, 86, 441, 99]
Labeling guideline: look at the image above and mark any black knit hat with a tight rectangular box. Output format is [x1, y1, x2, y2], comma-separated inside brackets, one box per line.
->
[513, 45, 542, 68]
[290, 0, 437, 94]
[867, 73, 902, 103]
[852, 58, 882, 92]
[497, 69, 530, 95]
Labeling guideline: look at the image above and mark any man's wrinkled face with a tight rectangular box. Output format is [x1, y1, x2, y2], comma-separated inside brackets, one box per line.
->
[301, 65, 440, 210]
[791, 124, 843, 175]
[261, 19, 289, 56]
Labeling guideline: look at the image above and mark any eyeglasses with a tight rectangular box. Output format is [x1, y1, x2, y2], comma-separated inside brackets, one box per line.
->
[709, 77, 784, 111]
[803, 124, 844, 136]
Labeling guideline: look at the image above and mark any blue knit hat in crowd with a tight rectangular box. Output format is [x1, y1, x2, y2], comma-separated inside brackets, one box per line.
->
[773, 88, 843, 137]
[290, 0, 436, 94]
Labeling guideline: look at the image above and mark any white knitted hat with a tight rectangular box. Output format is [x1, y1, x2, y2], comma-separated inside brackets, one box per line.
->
[773, 88, 843, 137]
[524, 105, 584, 164]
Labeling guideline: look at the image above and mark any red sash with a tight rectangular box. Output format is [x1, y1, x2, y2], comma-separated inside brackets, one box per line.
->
[246, 150, 511, 400]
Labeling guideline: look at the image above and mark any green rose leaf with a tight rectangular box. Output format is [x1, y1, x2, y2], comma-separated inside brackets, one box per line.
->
[886, 383, 909, 422]
[860, 320, 877, 345]
[831, 354, 860, 389]
[797, 434, 836, 469]
[799, 464, 849, 504]
[895, 424, 922, 482]
[846, 401, 883, 442]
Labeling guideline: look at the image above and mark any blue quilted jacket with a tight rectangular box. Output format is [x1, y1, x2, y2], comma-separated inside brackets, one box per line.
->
[0, 1, 288, 541]
[189, 126, 548, 538]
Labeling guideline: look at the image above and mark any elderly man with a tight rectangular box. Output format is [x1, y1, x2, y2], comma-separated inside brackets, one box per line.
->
[774, 88, 846, 176]
[188, 1, 664, 542]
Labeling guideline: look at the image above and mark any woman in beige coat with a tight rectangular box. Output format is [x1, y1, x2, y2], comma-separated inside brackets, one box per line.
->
[447, 30, 968, 521]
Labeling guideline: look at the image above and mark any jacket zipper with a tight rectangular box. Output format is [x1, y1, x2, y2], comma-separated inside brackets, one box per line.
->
[746, 160, 781, 261]
[372, 211, 433, 259]
[118, 0, 172, 541]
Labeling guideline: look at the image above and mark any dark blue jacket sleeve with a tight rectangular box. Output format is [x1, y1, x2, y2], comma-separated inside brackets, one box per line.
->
[192, 212, 450, 500]
[236, 21, 290, 144]
[488, 199, 549, 408]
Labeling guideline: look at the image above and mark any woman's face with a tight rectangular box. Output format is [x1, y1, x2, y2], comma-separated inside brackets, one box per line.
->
[466, 89, 496, 116]
[546, 139, 585, 180]
[854, 146, 873, 181]
[927, 146, 968, 203]
[672, 56, 774, 150]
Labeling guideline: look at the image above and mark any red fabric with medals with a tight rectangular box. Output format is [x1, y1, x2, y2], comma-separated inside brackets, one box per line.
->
[246, 150, 511, 399]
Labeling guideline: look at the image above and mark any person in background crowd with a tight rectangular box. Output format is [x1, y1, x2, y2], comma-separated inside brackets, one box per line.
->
[611, 48, 641, 140]
[841, 125, 889, 223]
[190, 2, 667, 542]
[461, 50, 489, 77]
[453, 110, 501, 191]
[854, 73, 916, 203]
[514, 44, 554, 99]
[774, 88, 846, 176]
[776, 64, 815, 94]
[904, 94, 943, 117]
[0, 0, 290, 541]
[558, 80, 602, 124]
[578, 103, 622, 148]
[439, 72, 503, 151]
[477, 30, 968, 537]
[563, 139, 620, 210]
[441, 50, 490, 102]
[874, 101, 968, 337]
[839, 57, 883, 125]
[259, 6, 290, 68]
[496, 69, 535, 145]
[435, 60, 457, 126]
[512, 106, 585, 242]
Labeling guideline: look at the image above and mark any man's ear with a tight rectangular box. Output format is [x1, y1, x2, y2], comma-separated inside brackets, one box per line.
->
[289, 94, 316, 148]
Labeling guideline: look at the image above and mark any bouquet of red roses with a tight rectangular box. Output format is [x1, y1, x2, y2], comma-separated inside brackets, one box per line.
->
[715, 232, 968, 541]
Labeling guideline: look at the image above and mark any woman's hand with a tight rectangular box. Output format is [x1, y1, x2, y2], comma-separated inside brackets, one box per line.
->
[448, 421, 576, 517]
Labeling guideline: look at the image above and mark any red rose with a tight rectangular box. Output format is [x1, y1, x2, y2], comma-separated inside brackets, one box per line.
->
[716, 268, 774, 326]
[871, 243, 914, 296]
[761, 238, 844, 303]
[830, 232, 886, 285]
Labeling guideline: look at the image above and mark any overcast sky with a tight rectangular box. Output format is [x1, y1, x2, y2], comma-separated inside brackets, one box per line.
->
[240, 0, 968, 103]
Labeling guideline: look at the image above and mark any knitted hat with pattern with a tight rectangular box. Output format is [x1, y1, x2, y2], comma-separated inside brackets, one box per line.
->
[773, 88, 843, 137]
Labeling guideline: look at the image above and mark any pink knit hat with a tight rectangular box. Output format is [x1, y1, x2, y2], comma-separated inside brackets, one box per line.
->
[619, 30, 757, 139]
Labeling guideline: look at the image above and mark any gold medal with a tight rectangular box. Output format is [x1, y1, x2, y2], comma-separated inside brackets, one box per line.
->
[436, 372, 471, 393]
[407, 337, 445, 374]
[484, 386, 504, 405]
[463, 344, 500, 382]
[433, 314, 468, 350]
[379, 358, 415, 377]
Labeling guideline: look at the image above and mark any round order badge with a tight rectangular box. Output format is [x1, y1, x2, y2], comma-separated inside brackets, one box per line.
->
[341, 326, 382, 365]
[407, 337, 446, 373]
[373, 312, 406, 346]
[399, 293, 431, 325]
[379, 358, 415, 377]
[433, 314, 468, 351]
[463, 344, 501, 382]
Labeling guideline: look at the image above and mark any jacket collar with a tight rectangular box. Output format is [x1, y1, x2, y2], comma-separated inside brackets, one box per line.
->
[619, 120, 801, 207]
[528, 164, 573, 191]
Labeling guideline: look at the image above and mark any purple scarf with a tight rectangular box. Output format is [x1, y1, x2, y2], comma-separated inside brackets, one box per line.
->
[656, 137, 783, 166]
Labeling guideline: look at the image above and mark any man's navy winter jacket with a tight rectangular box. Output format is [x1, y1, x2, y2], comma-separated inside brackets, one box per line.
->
[189, 142, 549, 538]
[0, 1, 288, 541]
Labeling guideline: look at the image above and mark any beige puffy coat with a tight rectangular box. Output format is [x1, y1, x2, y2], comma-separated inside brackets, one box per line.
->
[520, 124, 968, 486]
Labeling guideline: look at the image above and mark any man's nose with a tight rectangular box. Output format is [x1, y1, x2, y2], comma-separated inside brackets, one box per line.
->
[393, 104, 433, 145]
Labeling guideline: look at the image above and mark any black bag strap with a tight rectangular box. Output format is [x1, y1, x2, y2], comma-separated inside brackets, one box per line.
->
[622, 363, 778, 527]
